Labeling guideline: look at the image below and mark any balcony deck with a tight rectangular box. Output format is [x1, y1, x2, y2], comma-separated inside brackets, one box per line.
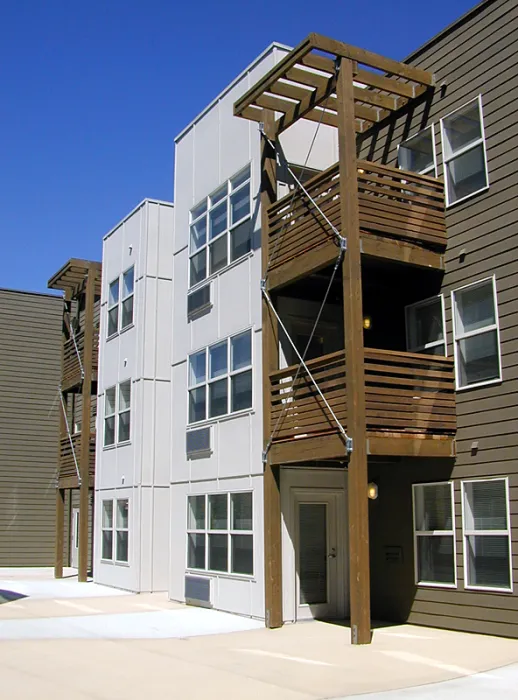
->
[62, 329, 99, 391]
[269, 348, 455, 463]
[266, 161, 446, 290]
[59, 433, 96, 488]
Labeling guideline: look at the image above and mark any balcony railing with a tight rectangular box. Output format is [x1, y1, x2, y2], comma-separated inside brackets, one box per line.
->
[59, 433, 96, 484]
[62, 329, 99, 390]
[269, 348, 455, 453]
[266, 160, 445, 287]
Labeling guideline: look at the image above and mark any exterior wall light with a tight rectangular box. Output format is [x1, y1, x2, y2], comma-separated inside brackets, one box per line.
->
[363, 316, 372, 330]
[367, 482, 378, 500]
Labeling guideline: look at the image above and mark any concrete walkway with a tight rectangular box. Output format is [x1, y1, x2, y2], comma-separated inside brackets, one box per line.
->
[1, 568, 518, 699]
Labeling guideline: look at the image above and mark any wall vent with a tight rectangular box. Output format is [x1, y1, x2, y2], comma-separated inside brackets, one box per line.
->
[186, 427, 211, 459]
[185, 575, 212, 607]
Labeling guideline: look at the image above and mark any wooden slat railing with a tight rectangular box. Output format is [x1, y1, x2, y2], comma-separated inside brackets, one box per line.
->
[62, 328, 99, 389]
[59, 433, 96, 481]
[269, 348, 455, 445]
[266, 160, 445, 272]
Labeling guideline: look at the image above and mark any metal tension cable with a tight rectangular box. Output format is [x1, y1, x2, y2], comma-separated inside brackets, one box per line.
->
[58, 385, 82, 486]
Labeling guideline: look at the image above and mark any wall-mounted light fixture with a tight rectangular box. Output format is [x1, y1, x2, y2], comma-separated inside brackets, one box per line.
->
[363, 316, 372, 330]
[367, 482, 378, 500]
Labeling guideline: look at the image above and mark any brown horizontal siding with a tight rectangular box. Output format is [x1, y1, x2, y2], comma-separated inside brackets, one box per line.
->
[0, 290, 62, 566]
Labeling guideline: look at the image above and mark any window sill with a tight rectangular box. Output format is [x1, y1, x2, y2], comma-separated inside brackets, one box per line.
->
[100, 558, 130, 567]
[456, 376, 502, 392]
[188, 408, 254, 430]
[186, 568, 255, 582]
[103, 440, 132, 451]
[446, 184, 489, 209]
[416, 581, 457, 589]
[189, 250, 254, 294]
[464, 584, 513, 594]
[120, 323, 134, 335]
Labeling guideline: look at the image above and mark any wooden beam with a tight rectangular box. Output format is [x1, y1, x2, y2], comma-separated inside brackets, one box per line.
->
[367, 435, 455, 458]
[234, 36, 313, 117]
[276, 72, 337, 134]
[55, 488, 65, 579]
[78, 267, 95, 582]
[337, 58, 371, 645]
[360, 233, 444, 270]
[270, 434, 347, 465]
[267, 241, 338, 291]
[261, 110, 283, 629]
[311, 33, 434, 86]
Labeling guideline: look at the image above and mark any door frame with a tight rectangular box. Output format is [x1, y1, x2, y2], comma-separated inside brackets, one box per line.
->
[281, 468, 348, 623]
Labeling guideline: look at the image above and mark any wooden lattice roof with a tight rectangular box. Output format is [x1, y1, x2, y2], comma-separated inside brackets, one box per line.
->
[234, 33, 435, 135]
[48, 259, 102, 296]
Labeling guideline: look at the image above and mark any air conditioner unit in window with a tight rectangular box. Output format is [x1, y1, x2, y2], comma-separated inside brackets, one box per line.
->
[186, 427, 211, 459]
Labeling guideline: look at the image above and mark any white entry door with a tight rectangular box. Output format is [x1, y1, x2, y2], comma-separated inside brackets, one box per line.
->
[71, 508, 79, 568]
[295, 492, 341, 620]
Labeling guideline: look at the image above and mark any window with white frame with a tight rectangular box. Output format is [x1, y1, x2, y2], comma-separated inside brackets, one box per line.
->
[441, 96, 489, 206]
[187, 492, 253, 575]
[103, 381, 132, 446]
[189, 165, 252, 288]
[452, 277, 501, 390]
[188, 329, 252, 424]
[406, 295, 446, 355]
[462, 478, 511, 591]
[101, 499, 129, 563]
[107, 266, 134, 337]
[413, 482, 456, 586]
[398, 126, 437, 176]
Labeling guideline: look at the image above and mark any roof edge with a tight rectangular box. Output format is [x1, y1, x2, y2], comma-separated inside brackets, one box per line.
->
[0, 287, 63, 300]
[103, 198, 174, 242]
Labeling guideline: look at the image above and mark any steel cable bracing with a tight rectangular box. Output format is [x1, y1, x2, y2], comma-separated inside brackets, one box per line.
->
[58, 386, 82, 485]
[69, 324, 85, 380]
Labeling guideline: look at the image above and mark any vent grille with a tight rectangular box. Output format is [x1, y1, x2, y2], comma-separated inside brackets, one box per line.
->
[185, 575, 212, 607]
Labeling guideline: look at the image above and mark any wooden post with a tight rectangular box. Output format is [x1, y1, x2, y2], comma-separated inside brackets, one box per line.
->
[336, 58, 371, 645]
[78, 266, 95, 582]
[261, 110, 283, 629]
[55, 488, 65, 578]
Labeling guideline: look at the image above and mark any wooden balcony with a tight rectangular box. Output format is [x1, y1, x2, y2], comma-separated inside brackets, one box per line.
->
[62, 329, 99, 391]
[266, 161, 446, 290]
[59, 433, 96, 488]
[268, 348, 455, 463]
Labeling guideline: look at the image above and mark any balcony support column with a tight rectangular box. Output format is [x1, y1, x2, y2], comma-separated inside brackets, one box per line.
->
[261, 109, 283, 629]
[337, 58, 371, 645]
[78, 266, 95, 582]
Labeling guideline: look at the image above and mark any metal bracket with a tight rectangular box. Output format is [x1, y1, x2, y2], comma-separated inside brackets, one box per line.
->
[262, 449, 268, 465]
[260, 278, 267, 294]
[339, 236, 347, 253]
[259, 121, 265, 135]
[346, 436, 353, 454]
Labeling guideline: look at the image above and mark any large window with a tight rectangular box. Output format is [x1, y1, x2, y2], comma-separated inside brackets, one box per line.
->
[101, 499, 129, 563]
[440, 96, 489, 206]
[462, 479, 512, 591]
[104, 381, 132, 446]
[413, 482, 456, 587]
[405, 295, 446, 355]
[398, 126, 437, 176]
[107, 266, 134, 337]
[188, 329, 252, 424]
[187, 492, 253, 575]
[452, 277, 501, 390]
[189, 165, 252, 288]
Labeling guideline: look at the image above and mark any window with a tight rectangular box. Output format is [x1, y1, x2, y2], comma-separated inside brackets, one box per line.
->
[189, 165, 252, 288]
[440, 96, 489, 206]
[186, 427, 211, 458]
[187, 284, 211, 319]
[398, 126, 437, 176]
[462, 479, 511, 591]
[405, 295, 446, 355]
[103, 381, 132, 446]
[107, 266, 135, 336]
[101, 499, 129, 563]
[452, 277, 501, 390]
[104, 386, 116, 446]
[413, 482, 456, 586]
[187, 492, 253, 575]
[188, 329, 252, 424]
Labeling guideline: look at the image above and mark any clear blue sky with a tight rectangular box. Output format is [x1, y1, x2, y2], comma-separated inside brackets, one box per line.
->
[1, 0, 476, 294]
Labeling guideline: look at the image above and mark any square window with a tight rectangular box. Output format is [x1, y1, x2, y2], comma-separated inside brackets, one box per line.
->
[190, 217, 207, 253]
[188, 387, 206, 423]
[108, 307, 119, 337]
[231, 534, 253, 575]
[119, 382, 131, 412]
[209, 341, 227, 379]
[398, 127, 436, 175]
[209, 234, 228, 274]
[413, 482, 455, 586]
[104, 416, 115, 446]
[102, 530, 113, 560]
[188, 533, 206, 569]
[121, 296, 133, 329]
[102, 500, 113, 529]
[210, 184, 227, 207]
[122, 267, 134, 297]
[208, 533, 228, 572]
[230, 165, 251, 190]
[188, 495, 205, 530]
[209, 201, 227, 240]
[118, 410, 131, 442]
[209, 378, 228, 417]
[190, 249, 207, 286]
[231, 220, 252, 261]
[230, 182, 250, 225]
[109, 279, 119, 307]
[209, 494, 228, 530]
[231, 331, 251, 371]
[116, 531, 129, 562]
[406, 296, 445, 355]
[231, 492, 252, 530]
[191, 200, 207, 221]
[231, 370, 252, 412]
[189, 350, 206, 387]
[116, 499, 129, 529]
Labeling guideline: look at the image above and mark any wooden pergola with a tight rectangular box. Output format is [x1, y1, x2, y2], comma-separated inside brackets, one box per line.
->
[234, 36, 436, 645]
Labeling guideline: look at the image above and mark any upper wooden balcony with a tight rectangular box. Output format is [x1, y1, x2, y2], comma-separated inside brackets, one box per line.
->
[266, 161, 446, 291]
[268, 348, 455, 463]
[59, 433, 96, 488]
[62, 329, 99, 392]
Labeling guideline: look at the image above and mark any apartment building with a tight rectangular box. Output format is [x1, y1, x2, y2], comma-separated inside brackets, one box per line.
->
[94, 200, 174, 592]
[93, 0, 518, 642]
[0, 289, 62, 566]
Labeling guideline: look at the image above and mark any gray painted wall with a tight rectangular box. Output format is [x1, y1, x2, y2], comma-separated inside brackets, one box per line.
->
[0, 289, 62, 565]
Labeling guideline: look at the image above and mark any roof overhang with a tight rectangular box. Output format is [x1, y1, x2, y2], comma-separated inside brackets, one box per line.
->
[234, 33, 435, 136]
[48, 259, 102, 296]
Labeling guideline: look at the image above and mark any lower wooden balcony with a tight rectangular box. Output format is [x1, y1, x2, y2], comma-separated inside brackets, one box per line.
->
[58, 433, 96, 488]
[268, 348, 455, 464]
[266, 161, 446, 291]
[62, 330, 99, 391]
